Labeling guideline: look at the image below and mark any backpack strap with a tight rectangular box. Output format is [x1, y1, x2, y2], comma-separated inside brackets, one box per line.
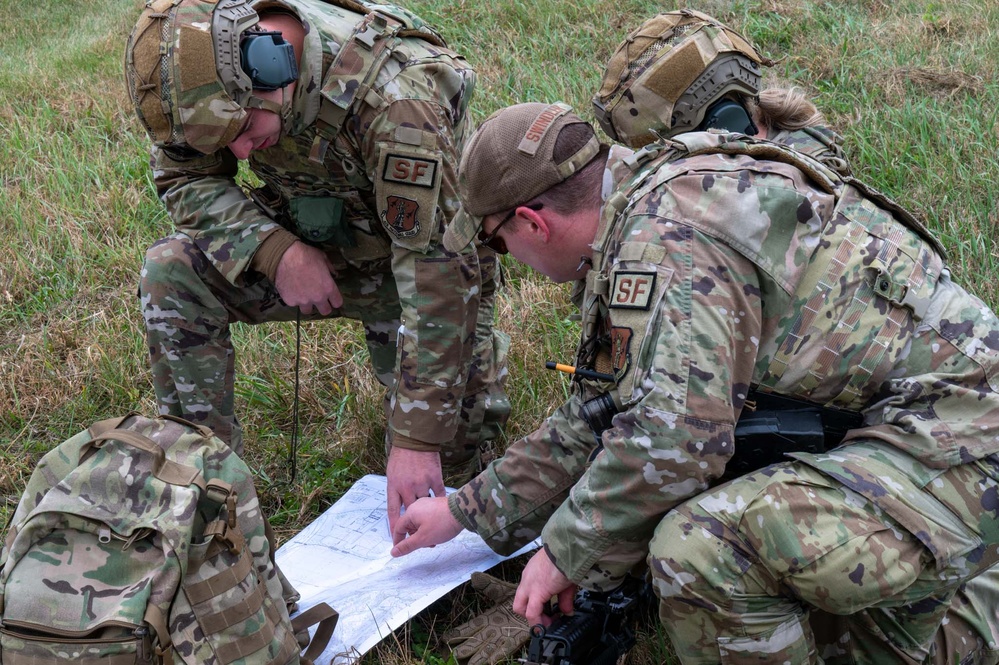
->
[144, 604, 173, 662]
[85, 430, 207, 490]
[87, 412, 139, 438]
[293, 602, 340, 664]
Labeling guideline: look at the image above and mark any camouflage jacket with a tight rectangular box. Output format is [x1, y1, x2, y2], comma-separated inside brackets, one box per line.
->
[450, 130, 999, 589]
[149, 0, 481, 448]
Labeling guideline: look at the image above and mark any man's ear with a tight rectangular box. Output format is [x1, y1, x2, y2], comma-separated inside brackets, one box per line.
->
[516, 205, 550, 242]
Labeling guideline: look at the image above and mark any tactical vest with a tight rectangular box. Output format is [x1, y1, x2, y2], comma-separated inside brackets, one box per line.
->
[299, 0, 447, 164]
[578, 131, 947, 414]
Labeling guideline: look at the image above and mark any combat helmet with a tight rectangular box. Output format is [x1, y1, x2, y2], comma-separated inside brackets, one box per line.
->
[593, 10, 771, 148]
[124, 0, 299, 155]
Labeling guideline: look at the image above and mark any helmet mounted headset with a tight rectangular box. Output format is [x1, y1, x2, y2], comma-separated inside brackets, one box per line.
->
[239, 30, 299, 91]
[213, 0, 298, 101]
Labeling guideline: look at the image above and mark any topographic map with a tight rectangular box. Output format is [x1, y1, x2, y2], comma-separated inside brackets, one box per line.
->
[275, 474, 540, 664]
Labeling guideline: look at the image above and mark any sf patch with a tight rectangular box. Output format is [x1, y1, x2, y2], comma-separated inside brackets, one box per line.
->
[382, 196, 420, 238]
[382, 154, 438, 188]
[610, 271, 657, 310]
[376, 144, 443, 251]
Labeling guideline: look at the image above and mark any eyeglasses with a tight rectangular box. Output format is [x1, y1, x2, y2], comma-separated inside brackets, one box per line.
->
[476, 203, 542, 255]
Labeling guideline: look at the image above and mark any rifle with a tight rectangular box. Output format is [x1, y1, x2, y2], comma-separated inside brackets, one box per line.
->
[521, 576, 653, 665]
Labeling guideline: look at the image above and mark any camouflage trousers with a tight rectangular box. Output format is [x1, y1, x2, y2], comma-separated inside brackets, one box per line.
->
[138, 232, 510, 471]
[649, 441, 999, 664]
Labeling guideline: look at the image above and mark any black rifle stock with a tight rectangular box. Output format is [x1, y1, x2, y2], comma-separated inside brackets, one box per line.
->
[522, 576, 652, 665]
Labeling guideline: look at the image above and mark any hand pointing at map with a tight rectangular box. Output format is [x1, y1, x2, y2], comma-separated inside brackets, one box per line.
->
[390, 496, 464, 557]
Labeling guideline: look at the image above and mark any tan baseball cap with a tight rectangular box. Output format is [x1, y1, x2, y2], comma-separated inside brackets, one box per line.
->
[443, 102, 601, 252]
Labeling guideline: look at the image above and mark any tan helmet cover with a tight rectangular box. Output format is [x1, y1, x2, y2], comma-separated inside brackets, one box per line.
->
[124, 0, 259, 154]
[593, 10, 768, 148]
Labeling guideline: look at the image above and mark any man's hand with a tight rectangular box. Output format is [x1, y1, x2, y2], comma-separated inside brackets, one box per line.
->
[274, 241, 343, 315]
[390, 496, 463, 556]
[513, 549, 576, 627]
[386, 446, 446, 534]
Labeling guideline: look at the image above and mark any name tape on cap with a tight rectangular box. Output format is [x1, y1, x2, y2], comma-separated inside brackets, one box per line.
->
[517, 102, 572, 156]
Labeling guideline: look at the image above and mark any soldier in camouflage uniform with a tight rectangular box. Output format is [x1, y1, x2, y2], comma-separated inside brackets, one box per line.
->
[390, 15, 999, 665]
[123, 0, 510, 529]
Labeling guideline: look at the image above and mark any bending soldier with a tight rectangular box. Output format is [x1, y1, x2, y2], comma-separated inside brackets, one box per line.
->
[391, 12, 999, 665]
[123, 0, 509, 529]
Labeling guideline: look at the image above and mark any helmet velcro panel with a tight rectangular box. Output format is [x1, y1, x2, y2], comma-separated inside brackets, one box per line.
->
[178, 25, 219, 91]
[725, 31, 763, 65]
[639, 35, 705, 107]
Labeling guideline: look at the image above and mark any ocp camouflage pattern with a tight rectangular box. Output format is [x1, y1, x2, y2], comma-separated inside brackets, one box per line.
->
[0, 415, 300, 664]
[449, 129, 999, 661]
[140, 0, 508, 458]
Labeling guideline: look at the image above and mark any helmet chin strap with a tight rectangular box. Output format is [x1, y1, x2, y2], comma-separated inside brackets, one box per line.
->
[245, 86, 294, 136]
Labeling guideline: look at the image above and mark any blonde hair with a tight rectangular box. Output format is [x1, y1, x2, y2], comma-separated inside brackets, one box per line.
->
[750, 86, 825, 132]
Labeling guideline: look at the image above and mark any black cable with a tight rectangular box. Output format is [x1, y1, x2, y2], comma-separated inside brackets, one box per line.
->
[289, 309, 301, 484]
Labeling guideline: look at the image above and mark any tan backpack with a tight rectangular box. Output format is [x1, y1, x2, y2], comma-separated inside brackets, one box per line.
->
[0, 413, 336, 664]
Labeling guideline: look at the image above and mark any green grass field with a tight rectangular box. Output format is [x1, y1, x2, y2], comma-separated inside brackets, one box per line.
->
[1, 0, 997, 662]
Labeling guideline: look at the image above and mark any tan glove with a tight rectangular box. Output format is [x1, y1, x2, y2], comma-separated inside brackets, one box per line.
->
[444, 572, 531, 665]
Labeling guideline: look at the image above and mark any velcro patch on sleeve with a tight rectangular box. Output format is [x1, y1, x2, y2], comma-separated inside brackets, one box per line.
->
[376, 145, 444, 252]
[610, 271, 657, 310]
[382, 154, 438, 188]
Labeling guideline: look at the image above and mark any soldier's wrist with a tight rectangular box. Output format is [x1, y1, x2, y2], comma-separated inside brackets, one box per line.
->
[252, 229, 300, 282]
[389, 432, 440, 453]
[447, 492, 476, 532]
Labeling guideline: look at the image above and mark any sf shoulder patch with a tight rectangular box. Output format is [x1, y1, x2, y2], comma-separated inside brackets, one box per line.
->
[382, 154, 438, 188]
[606, 263, 673, 403]
[376, 144, 443, 251]
[610, 271, 657, 309]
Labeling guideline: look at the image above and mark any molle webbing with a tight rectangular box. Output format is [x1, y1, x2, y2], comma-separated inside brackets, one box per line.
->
[310, 1, 445, 162]
[319, 0, 445, 46]
[1, 652, 142, 665]
[196, 577, 267, 635]
[184, 546, 254, 604]
[214, 601, 289, 664]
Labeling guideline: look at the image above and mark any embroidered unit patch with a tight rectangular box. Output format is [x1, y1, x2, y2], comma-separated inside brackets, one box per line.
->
[610, 326, 633, 376]
[382, 196, 421, 238]
[610, 271, 657, 310]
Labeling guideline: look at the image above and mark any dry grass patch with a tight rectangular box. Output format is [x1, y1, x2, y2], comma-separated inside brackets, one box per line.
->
[880, 66, 984, 100]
